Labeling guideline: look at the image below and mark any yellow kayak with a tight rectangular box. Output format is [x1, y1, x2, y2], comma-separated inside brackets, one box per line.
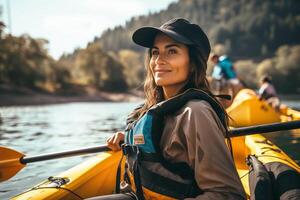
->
[11, 89, 300, 200]
[227, 89, 300, 126]
[11, 151, 124, 200]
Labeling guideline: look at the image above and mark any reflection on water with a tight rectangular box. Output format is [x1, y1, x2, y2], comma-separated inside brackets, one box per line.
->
[0, 101, 299, 199]
[0, 102, 139, 199]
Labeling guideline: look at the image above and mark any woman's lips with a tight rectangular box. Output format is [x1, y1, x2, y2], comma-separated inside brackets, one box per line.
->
[154, 68, 172, 75]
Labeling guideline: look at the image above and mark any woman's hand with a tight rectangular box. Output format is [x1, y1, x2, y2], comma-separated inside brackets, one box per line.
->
[106, 131, 125, 151]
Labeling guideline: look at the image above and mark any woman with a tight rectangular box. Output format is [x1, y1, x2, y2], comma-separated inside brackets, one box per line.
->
[88, 18, 246, 200]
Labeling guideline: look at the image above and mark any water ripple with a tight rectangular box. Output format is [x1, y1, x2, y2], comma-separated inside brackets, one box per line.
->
[1, 129, 21, 134]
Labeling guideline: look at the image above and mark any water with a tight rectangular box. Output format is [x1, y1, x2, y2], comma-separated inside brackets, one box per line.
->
[0, 100, 299, 199]
[0, 102, 140, 199]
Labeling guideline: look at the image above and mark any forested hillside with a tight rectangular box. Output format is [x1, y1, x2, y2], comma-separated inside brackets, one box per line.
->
[1, 0, 299, 94]
[58, 43, 127, 92]
[92, 0, 300, 93]
[0, 35, 127, 93]
[0, 34, 59, 92]
[96, 0, 300, 59]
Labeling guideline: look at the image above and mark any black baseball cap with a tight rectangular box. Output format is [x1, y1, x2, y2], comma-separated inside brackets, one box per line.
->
[132, 18, 211, 61]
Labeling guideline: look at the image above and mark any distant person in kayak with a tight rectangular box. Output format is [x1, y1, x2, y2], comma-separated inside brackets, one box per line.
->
[211, 53, 243, 98]
[210, 53, 225, 93]
[87, 18, 246, 200]
[258, 75, 281, 112]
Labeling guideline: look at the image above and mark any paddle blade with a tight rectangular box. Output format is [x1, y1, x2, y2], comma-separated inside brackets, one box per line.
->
[0, 146, 25, 182]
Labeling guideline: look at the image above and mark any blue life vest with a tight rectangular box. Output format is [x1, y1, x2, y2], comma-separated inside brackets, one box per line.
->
[219, 55, 237, 80]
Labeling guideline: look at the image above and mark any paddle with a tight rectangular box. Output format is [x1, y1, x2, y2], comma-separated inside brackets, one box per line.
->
[229, 120, 300, 137]
[1, 120, 300, 182]
[0, 145, 110, 182]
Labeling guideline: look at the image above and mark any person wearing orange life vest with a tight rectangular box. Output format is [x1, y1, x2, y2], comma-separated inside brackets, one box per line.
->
[87, 18, 246, 200]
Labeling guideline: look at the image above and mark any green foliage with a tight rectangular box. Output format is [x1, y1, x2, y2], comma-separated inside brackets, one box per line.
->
[117, 49, 145, 88]
[0, 34, 128, 93]
[96, 0, 300, 59]
[256, 45, 300, 93]
[234, 60, 258, 88]
[59, 43, 128, 92]
[0, 34, 55, 89]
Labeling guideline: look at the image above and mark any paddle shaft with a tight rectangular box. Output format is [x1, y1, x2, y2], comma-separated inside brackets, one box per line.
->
[229, 120, 300, 137]
[19, 121, 300, 163]
[20, 145, 110, 164]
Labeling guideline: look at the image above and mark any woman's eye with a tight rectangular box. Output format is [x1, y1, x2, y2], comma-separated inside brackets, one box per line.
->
[151, 50, 159, 56]
[168, 49, 177, 54]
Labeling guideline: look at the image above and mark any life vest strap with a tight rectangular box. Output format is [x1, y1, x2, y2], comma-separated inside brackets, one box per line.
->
[132, 161, 145, 200]
[139, 152, 161, 162]
[122, 144, 138, 156]
[214, 94, 231, 100]
[139, 163, 202, 199]
[115, 154, 125, 193]
[159, 159, 195, 180]
[132, 150, 195, 180]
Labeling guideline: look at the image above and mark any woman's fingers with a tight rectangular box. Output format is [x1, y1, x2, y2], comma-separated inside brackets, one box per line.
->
[106, 132, 124, 151]
[112, 134, 119, 145]
[106, 135, 118, 151]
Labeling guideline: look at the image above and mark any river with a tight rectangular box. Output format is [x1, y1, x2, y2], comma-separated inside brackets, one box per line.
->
[0, 100, 299, 199]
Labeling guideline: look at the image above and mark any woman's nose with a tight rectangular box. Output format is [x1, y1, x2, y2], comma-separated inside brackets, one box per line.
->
[155, 54, 167, 65]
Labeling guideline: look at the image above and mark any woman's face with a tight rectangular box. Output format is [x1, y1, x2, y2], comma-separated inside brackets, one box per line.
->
[150, 33, 190, 96]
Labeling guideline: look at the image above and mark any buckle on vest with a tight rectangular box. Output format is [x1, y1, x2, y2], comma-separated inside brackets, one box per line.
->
[122, 144, 138, 155]
[121, 144, 129, 155]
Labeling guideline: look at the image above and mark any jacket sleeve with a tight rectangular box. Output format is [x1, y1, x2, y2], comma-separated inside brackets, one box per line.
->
[162, 100, 246, 200]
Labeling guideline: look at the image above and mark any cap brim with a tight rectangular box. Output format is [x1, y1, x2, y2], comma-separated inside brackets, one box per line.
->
[132, 27, 193, 48]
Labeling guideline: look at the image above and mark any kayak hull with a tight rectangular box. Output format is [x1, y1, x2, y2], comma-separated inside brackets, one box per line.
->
[12, 135, 299, 200]
[11, 151, 123, 200]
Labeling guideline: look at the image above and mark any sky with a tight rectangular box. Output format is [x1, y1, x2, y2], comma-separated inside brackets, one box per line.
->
[0, 0, 176, 59]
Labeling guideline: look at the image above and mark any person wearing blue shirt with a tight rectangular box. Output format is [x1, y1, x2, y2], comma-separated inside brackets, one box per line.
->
[210, 54, 225, 94]
[218, 55, 237, 80]
[211, 54, 242, 100]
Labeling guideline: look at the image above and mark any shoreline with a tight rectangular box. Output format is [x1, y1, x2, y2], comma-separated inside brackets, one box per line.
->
[1, 94, 299, 107]
[0, 92, 143, 107]
[0, 86, 298, 107]
[0, 84, 144, 107]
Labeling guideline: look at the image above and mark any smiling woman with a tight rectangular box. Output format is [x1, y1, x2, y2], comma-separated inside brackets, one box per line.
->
[150, 34, 190, 99]
[95, 18, 247, 200]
